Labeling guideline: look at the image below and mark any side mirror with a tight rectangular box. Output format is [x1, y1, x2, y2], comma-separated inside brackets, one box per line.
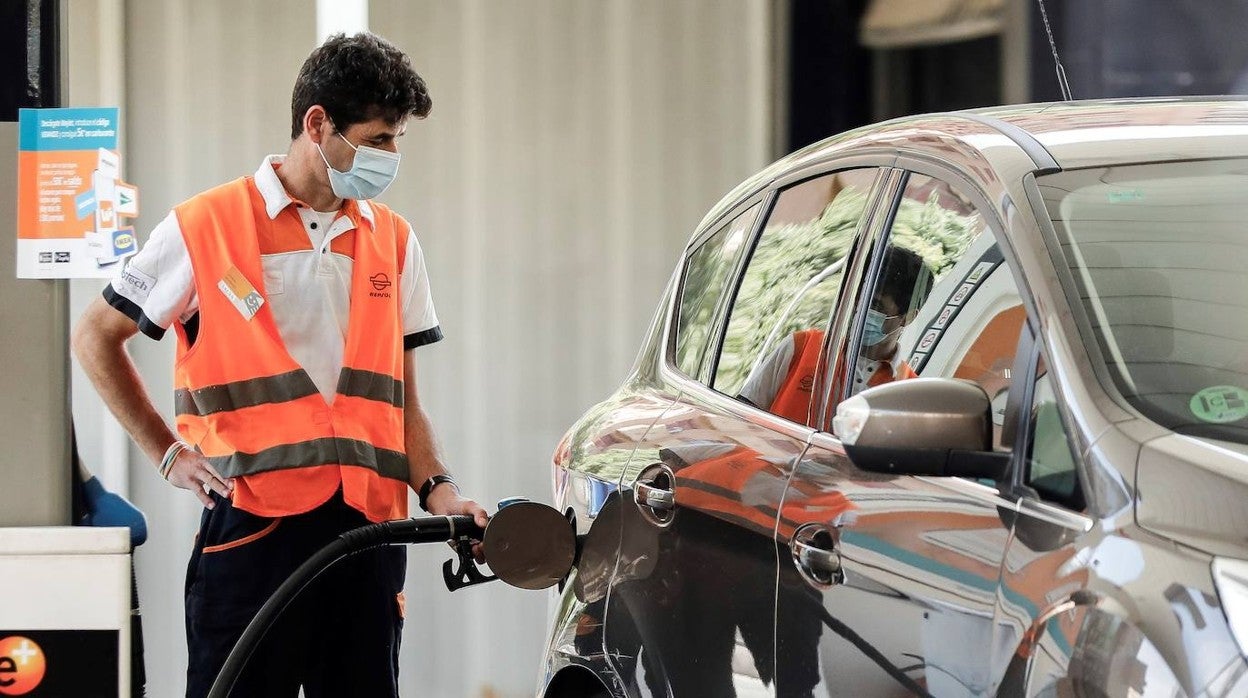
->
[832, 377, 1009, 480]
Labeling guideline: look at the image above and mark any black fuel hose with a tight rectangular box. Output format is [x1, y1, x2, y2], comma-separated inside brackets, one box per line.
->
[207, 515, 483, 698]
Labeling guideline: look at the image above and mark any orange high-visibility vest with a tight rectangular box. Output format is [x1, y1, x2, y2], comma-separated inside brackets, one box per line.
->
[172, 177, 409, 522]
[769, 329, 918, 427]
[674, 446, 855, 541]
[768, 329, 826, 424]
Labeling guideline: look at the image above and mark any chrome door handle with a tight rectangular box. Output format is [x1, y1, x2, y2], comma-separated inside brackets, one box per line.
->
[635, 480, 675, 512]
[791, 524, 843, 586]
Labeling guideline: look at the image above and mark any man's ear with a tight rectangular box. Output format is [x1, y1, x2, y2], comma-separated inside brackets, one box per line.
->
[303, 105, 330, 145]
[903, 308, 919, 325]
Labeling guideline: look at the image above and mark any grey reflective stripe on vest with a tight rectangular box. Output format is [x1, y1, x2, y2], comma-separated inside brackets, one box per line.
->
[175, 369, 320, 417]
[336, 368, 404, 408]
[207, 437, 409, 481]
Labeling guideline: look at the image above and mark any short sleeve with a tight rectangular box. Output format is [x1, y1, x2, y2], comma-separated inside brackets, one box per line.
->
[738, 337, 796, 409]
[399, 222, 442, 350]
[102, 211, 198, 341]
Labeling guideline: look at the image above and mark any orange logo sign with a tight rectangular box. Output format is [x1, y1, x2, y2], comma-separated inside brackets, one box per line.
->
[0, 636, 45, 695]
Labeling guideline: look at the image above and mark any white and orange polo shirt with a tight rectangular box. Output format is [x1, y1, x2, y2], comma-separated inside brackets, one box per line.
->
[105, 154, 442, 403]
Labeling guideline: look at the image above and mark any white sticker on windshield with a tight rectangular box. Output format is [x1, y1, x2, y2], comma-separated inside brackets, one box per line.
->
[1190, 386, 1248, 424]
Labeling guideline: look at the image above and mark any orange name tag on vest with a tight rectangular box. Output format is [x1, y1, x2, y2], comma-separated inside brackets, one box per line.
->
[218, 266, 264, 321]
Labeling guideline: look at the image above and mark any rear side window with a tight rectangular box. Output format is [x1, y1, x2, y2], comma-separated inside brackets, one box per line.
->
[673, 204, 759, 378]
[714, 169, 881, 425]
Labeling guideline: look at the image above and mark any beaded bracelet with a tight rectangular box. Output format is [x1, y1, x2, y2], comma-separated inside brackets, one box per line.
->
[159, 441, 189, 480]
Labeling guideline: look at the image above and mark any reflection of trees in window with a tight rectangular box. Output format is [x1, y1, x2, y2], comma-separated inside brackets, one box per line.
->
[715, 187, 867, 395]
[675, 207, 756, 377]
[891, 187, 982, 279]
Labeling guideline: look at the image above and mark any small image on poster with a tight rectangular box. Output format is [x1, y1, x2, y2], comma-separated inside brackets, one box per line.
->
[17, 107, 140, 279]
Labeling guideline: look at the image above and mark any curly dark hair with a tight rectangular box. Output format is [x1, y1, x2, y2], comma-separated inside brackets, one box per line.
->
[875, 245, 930, 313]
[290, 32, 432, 140]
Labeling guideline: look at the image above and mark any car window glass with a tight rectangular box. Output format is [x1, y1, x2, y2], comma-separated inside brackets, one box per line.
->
[1028, 355, 1084, 509]
[713, 169, 880, 425]
[674, 204, 759, 378]
[1037, 160, 1248, 447]
[840, 173, 1024, 448]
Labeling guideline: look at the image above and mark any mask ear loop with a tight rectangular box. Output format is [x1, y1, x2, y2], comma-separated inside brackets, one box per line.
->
[337, 131, 360, 152]
[313, 117, 357, 174]
[316, 142, 336, 172]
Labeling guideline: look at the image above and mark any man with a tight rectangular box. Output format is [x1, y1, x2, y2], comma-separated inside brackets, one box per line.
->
[72, 33, 487, 697]
[739, 245, 930, 423]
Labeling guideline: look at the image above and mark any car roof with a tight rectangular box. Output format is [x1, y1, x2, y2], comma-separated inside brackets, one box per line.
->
[974, 97, 1248, 168]
[695, 97, 1248, 238]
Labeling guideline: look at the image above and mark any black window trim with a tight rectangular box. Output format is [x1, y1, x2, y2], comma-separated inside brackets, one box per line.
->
[813, 168, 907, 430]
[1012, 328, 1095, 516]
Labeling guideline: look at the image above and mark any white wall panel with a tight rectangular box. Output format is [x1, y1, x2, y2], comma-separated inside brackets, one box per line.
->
[371, 3, 773, 695]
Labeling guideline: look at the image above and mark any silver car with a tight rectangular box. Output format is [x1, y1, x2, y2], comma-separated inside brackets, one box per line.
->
[538, 98, 1248, 697]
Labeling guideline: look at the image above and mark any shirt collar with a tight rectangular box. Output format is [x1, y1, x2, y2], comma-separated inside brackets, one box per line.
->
[254, 154, 376, 228]
[856, 344, 907, 378]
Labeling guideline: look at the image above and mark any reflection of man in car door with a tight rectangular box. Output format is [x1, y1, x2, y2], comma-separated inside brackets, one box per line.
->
[739, 245, 932, 422]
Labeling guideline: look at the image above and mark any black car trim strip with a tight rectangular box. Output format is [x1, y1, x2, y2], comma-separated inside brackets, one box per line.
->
[949, 112, 1061, 172]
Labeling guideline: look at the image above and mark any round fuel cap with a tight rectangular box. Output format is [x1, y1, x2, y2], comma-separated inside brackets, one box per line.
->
[483, 501, 576, 590]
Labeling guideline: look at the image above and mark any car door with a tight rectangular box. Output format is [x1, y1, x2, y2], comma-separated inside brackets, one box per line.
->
[777, 168, 1030, 697]
[604, 166, 890, 697]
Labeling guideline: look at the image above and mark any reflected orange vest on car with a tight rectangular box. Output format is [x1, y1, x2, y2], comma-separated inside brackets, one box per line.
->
[674, 446, 855, 541]
[172, 177, 409, 522]
[769, 329, 827, 424]
[769, 329, 917, 426]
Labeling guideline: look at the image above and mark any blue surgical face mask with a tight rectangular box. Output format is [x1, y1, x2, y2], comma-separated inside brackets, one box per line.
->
[317, 132, 401, 200]
[863, 308, 902, 347]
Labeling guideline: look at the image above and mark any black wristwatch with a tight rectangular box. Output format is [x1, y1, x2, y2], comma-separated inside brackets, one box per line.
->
[418, 474, 457, 513]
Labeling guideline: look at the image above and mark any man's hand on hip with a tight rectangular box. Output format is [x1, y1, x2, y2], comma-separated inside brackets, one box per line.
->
[168, 450, 234, 509]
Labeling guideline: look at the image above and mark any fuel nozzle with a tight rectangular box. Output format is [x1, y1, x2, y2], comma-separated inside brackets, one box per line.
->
[443, 497, 578, 592]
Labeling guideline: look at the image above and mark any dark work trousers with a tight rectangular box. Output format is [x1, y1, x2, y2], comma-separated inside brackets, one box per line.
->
[184, 489, 407, 698]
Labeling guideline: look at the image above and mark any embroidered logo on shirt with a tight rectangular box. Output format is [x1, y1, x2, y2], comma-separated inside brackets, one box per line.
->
[369, 273, 393, 298]
[116, 265, 157, 303]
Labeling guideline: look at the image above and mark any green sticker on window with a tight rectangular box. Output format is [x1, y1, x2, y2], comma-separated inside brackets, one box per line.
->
[1107, 188, 1144, 203]
[1190, 386, 1248, 423]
